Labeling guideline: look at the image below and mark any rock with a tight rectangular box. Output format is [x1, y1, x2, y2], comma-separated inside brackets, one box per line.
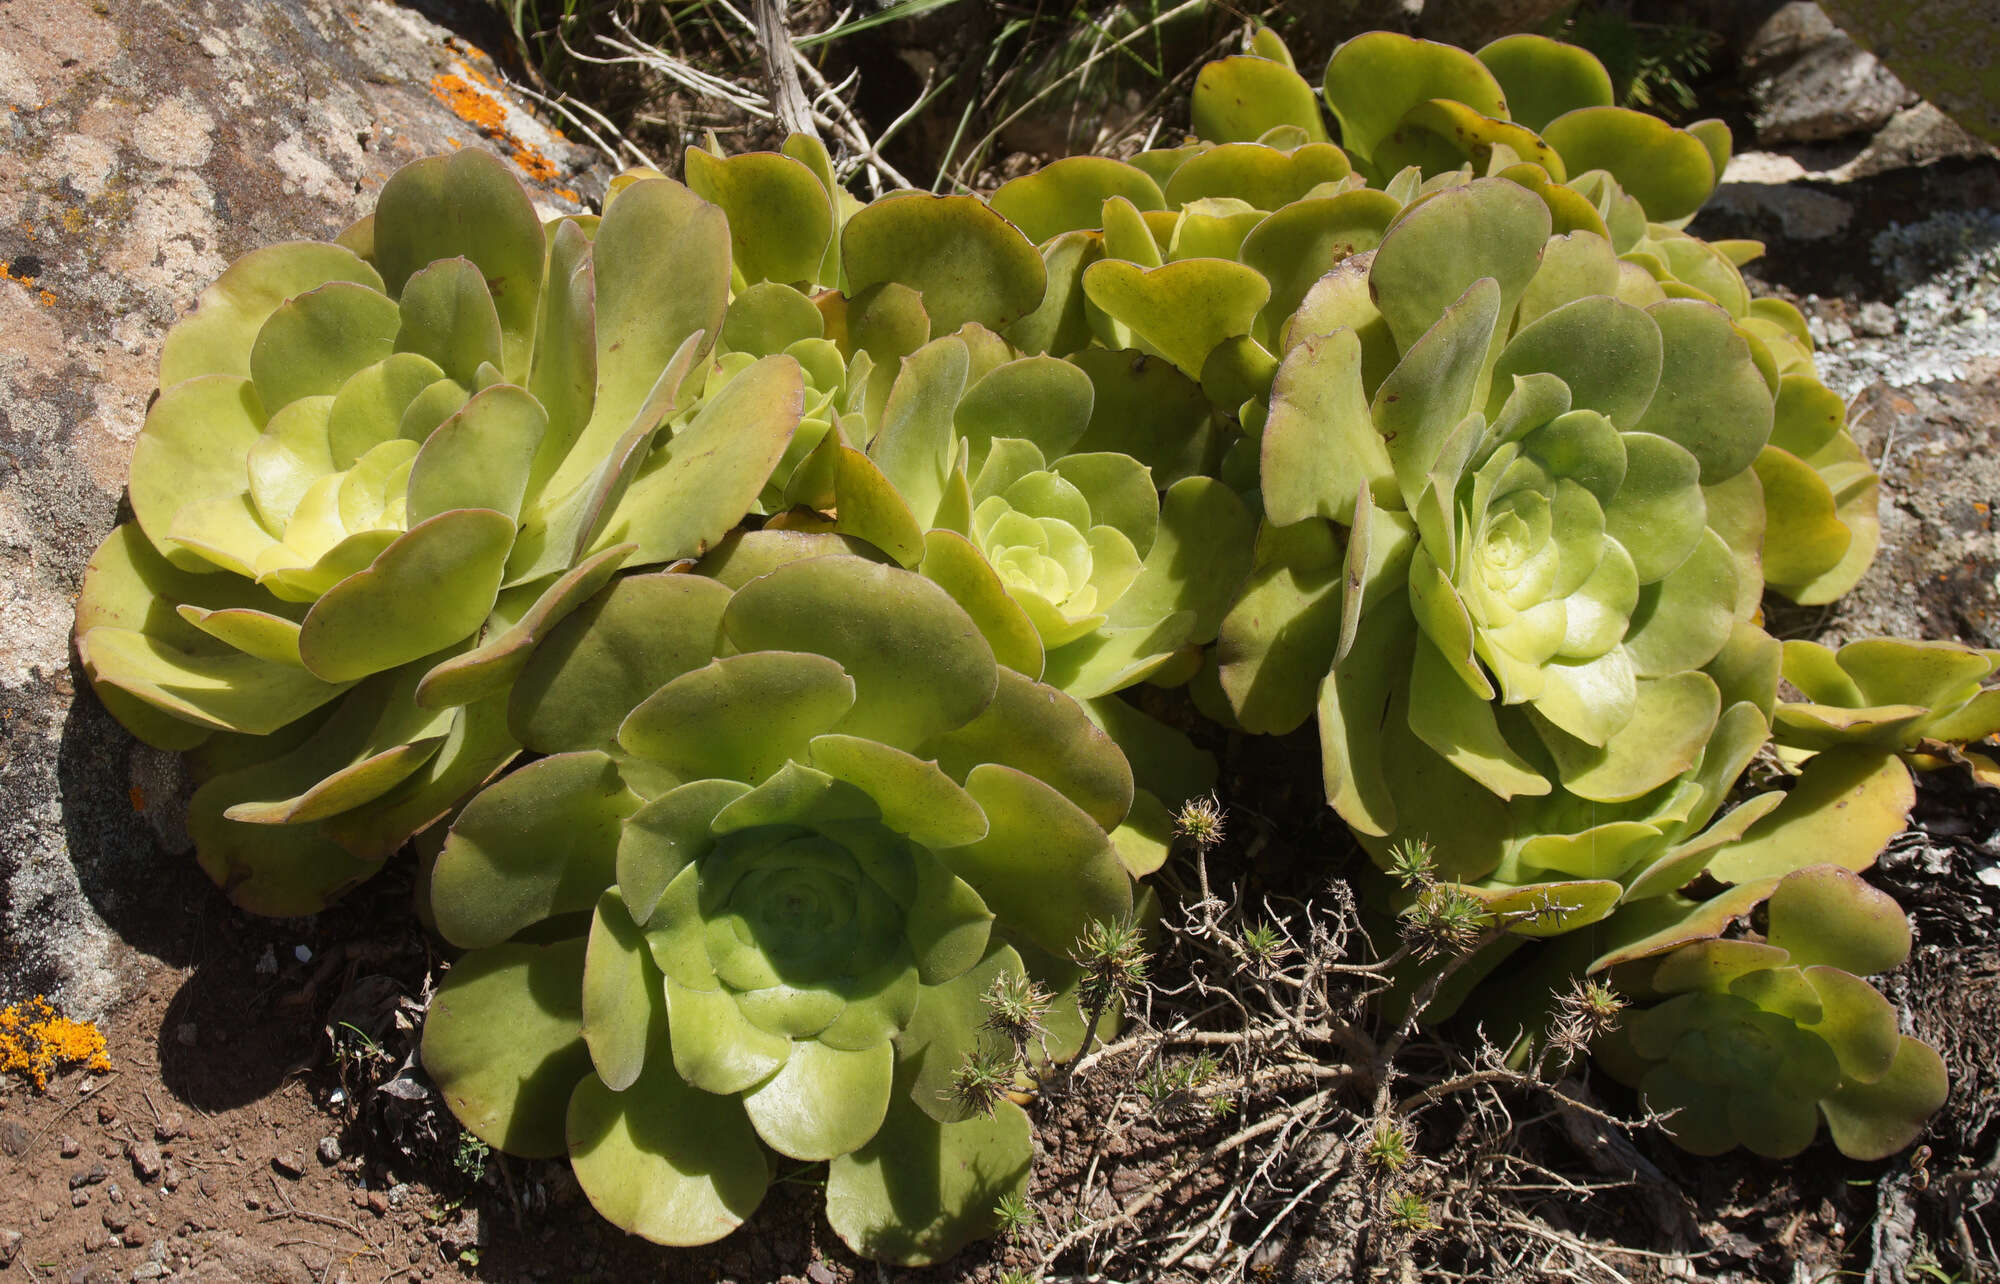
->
[0, 1229, 20, 1266]
[131, 1264, 163, 1281]
[0, 1121, 30, 1158]
[101, 1205, 129, 1234]
[364, 1192, 389, 1218]
[805, 1261, 837, 1284]
[71, 1163, 107, 1189]
[316, 1135, 341, 1166]
[35, 1203, 56, 1224]
[1750, 11, 1917, 144]
[60, 1136, 81, 1158]
[128, 1144, 161, 1181]
[1856, 300, 1898, 336]
[71, 1190, 90, 1208]
[1820, 0, 2000, 143]
[152, 1114, 181, 1143]
[195, 1174, 216, 1199]
[271, 1151, 306, 1178]
[0, 0, 607, 1028]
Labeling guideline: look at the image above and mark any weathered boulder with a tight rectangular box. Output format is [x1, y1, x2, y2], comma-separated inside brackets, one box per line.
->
[1746, 3, 1916, 144]
[1820, 0, 2000, 143]
[0, 0, 604, 1018]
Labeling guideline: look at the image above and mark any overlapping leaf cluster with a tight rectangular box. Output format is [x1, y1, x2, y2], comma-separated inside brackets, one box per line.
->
[73, 20, 1992, 1264]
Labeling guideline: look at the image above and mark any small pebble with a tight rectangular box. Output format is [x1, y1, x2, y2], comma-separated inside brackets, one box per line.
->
[365, 1192, 389, 1218]
[71, 1164, 108, 1189]
[36, 1202, 57, 1223]
[130, 1145, 162, 1181]
[254, 945, 277, 976]
[0, 1229, 20, 1266]
[0, 1121, 31, 1158]
[95, 1103, 116, 1126]
[61, 1135, 82, 1158]
[294, 945, 313, 964]
[196, 1174, 217, 1199]
[72, 1189, 91, 1208]
[272, 1151, 306, 1178]
[154, 1114, 183, 1143]
[102, 1206, 130, 1234]
[132, 1264, 164, 1281]
[106, 1182, 123, 1205]
[316, 1135, 341, 1165]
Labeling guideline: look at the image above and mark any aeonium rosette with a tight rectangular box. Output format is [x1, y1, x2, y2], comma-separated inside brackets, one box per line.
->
[71, 148, 803, 913]
[421, 553, 1142, 1264]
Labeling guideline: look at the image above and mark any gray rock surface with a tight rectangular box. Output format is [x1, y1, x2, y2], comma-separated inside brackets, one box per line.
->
[0, 0, 603, 1019]
[1746, 3, 1916, 144]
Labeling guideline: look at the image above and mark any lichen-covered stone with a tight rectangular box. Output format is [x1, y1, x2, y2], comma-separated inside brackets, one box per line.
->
[0, 0, 605, 1018]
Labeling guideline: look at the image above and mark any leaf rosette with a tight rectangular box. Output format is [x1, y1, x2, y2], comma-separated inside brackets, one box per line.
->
[1599, 866, 1947, 1160]
[71, 149, 803, 912]
[423, 554, 1141, 1264]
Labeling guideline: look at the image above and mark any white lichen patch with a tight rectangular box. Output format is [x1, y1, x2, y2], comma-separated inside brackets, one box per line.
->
[132, 95, 216, 170]
[107, 175, 227, 305]
[53, 133, 118, 200]
[0, 46, 38, 109]
[0, 508, 71, 686]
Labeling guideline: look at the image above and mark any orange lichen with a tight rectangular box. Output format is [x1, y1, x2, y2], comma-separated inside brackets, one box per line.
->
[0, 997, 111, 1091]
[427, 67, 573, 201]
[430, 73, 507, 135]
[1, 260, 55, 307]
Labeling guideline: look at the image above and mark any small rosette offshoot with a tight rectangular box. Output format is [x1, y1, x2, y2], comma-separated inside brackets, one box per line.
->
[422, 555, 1141, 1264]
[73, 149, 804, 913]
[1600, 866, 1947, 1160]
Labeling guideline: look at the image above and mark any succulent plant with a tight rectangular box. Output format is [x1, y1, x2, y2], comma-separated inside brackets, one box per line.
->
[422, 554, 1141, 1263]
[72, 149, 805, 912]
[1776, 637, 2000, 763]
[1599, 865, 1947, 1160]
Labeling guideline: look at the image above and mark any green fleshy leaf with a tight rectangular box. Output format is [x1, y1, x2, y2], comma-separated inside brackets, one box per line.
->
[1538, 671, 1719, 803]
[1321, 31, 1507, 166]
[1192, 53, 1330, 144]
[1081, 258, 1270, 380]
[582, 886, 666, 1091]
[808, 734, 988, 848]
[618, 779, 749, 923]
[946, 765, 1131, 959]
[394, 257, 504, 387]
[405, 383, 546, 525]
[1369, 177, 1548, 354]
[1632, 300, 1772, 483]
[1241, 191, 1399, 343]
[128, 376, 267, 566]
[1215, 519, 1344, 735]
[1375, 278, 1502, 508]
[1707, 749, 1916, 885]
[662, 973, 792, 1094]
[1490, 295, 1662, 428]
[1476, 33, 1614, 132]
[843, 193, 1046, 337]
[868, 337, 970, 532]
[619, 651, 855, 785]
[825, 1092, 1032, 1267]
[594, 353, 802, 564]
[1161, 142, 1351, 211]
[989, 157, 1165, 243]
[422, 938, 591, 1158]
[742, 1039, 894, 1160]
[414, 543, 635, 710]
[1819, 1037, 1948, 1161]
[510, 572, 731, 754]
[1408, 632, 1550, 798]
[430, 750, 636, 948]
[722, 555, 998, 753]
[248, 282, 401, 413]
[1067, 347, 1219, 487]
[160, 242, 385, 386]
[919, 529, 1046, 679]
[1542, 107, 1716, 223]
[895, 942, 1024, 1124]
[1765, 864, 1912, 977]
[685, 146, 833, 286]
[297, 508, 513, 683]
[1263, 327, 1393, 526]
[920, 667, 1134, 832]
[566, 1059, 770, 1244]
[526, 219, 597, 491]
[372, 148, 546, 379]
